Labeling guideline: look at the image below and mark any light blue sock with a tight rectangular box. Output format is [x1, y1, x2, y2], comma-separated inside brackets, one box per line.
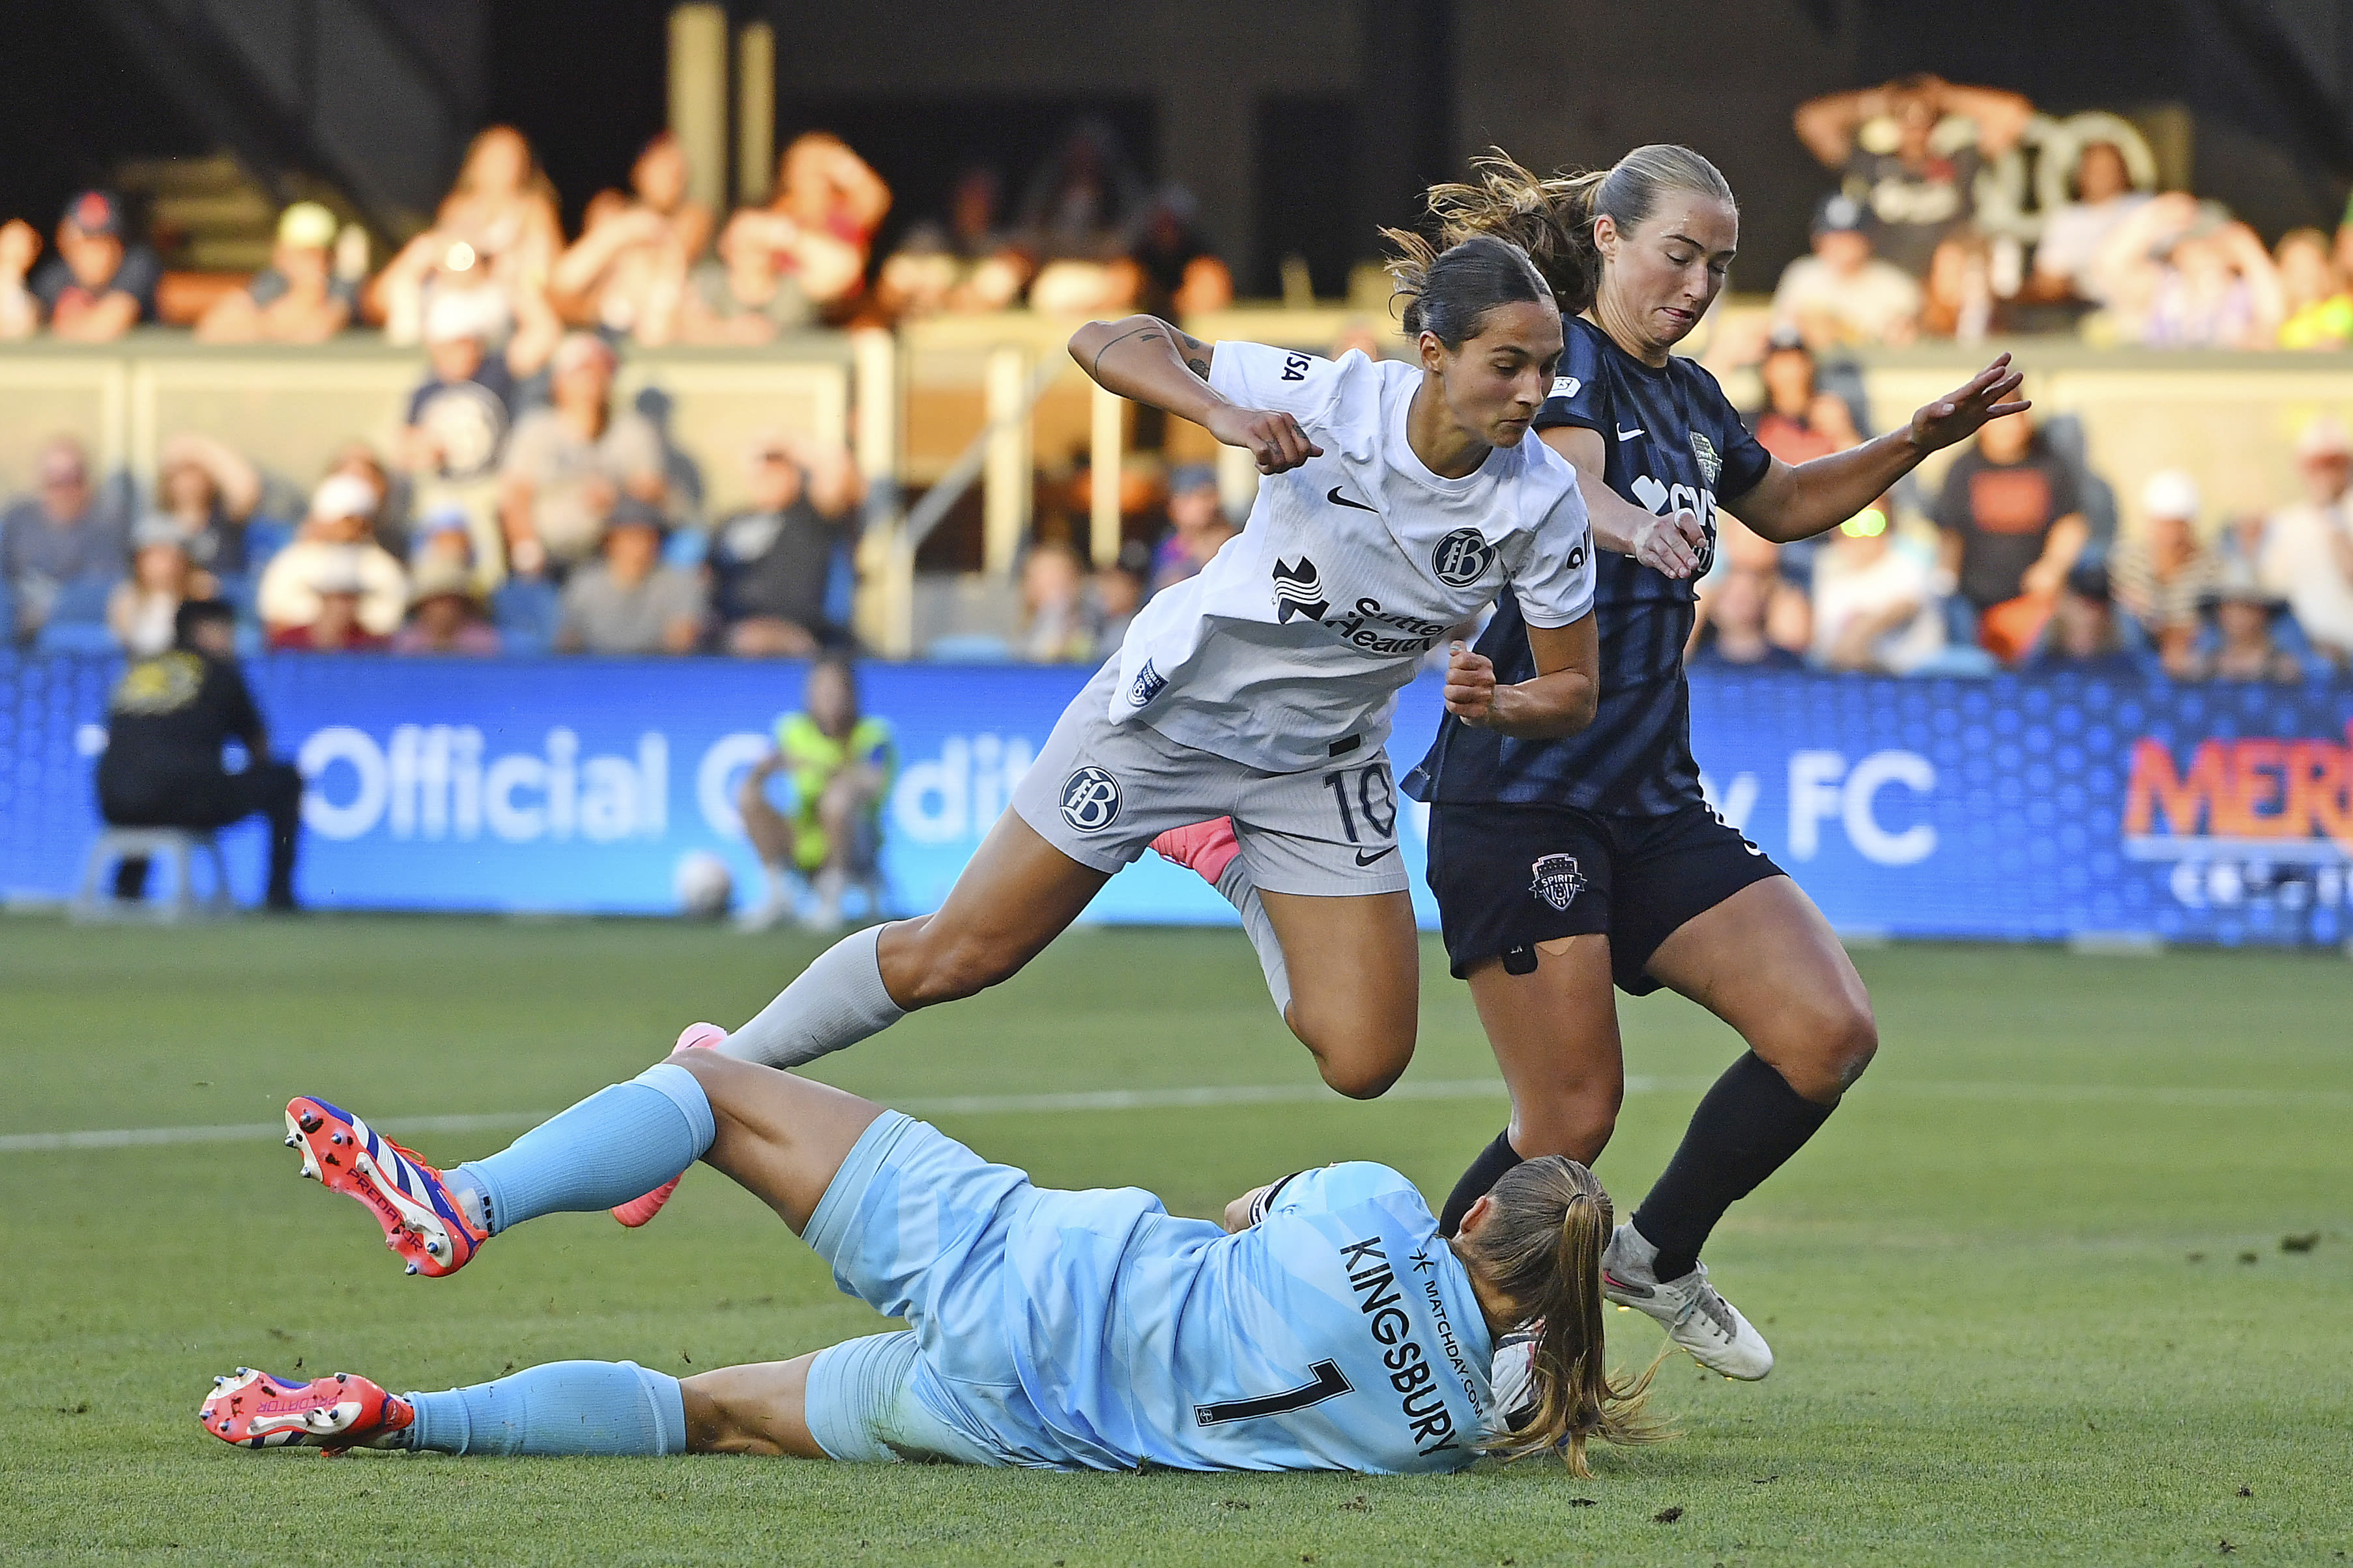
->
[401, 1361, 686, 1456]
[455, 1062, 714, 1234]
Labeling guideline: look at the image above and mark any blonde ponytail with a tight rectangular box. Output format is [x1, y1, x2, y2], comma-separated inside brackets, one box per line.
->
[1414, 146, 1736, 317]
[1460, 1156, 1669, 1476]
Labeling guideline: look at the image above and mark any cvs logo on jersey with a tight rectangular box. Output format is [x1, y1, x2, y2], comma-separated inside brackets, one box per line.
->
[1630, 467, 1718, 577]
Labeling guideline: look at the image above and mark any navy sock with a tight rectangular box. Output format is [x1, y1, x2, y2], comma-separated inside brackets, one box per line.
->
[457, 1062, 714, 1235]
[1633, 1052, 1834, 1280]
[1440, 1129, 1522, 1237]
[402, 1361, 686, 1456]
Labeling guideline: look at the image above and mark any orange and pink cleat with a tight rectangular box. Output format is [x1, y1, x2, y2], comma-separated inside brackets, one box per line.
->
[199, 1369, 412, 1452]
[283, 1096, 488, 1277]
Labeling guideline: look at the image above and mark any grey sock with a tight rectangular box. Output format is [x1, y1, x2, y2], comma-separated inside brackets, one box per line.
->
[720, 923, 906, 1069]
[1213, 857, 1293, 1020]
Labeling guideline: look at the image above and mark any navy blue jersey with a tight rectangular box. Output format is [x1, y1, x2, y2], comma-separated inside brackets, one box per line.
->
[1405, 315, 1771, 816]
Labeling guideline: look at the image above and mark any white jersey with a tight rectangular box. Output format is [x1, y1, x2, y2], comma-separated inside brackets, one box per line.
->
[1113, 343, 1595, 775]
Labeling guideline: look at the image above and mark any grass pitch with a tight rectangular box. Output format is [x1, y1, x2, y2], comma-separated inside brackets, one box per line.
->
[2, 916, 2348, 1565]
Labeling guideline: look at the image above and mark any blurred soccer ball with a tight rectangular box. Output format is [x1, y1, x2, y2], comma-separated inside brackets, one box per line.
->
[672, 851, 734, 920]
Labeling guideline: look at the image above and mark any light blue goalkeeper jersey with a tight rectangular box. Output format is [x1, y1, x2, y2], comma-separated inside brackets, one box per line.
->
[990, 1160, 1495, 1473]
[805, 1117, 1497, 1474]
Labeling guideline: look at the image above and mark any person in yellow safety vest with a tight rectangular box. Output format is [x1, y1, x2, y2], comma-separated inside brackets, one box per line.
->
[736, 654, 897, 931]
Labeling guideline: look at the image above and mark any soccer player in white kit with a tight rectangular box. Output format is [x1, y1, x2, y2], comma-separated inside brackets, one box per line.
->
[596, 235, 1600, 1199]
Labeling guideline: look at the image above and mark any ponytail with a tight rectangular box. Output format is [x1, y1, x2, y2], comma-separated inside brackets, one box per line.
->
[1458, 1156, 1667, 1476]
[1379, 230, 1553, 349]
[1416, 146, 1736, 315]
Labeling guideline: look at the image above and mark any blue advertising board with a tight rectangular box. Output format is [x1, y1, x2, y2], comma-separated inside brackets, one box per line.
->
[4, 653, 2349, 948]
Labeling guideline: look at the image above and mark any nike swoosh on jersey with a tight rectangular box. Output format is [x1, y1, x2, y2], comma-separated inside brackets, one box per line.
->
[1615, 427, 1645, 442]
[1353, 845, 1398, 866]
[1326, 487, 1377, 512]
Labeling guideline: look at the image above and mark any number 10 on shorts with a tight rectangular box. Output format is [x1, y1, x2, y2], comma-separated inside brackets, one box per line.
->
[1324, 763, 1396, 848]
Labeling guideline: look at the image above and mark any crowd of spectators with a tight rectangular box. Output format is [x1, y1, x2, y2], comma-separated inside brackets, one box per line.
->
[1, 117, 1233, 350]
[1686, 334, 2353, 683]
[0, 119, 1251, 664]
[1, 107, 2350, 681]
[1770, 74, 2353, 354]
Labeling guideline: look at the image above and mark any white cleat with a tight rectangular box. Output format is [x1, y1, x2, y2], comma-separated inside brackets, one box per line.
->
[732, 896, 788, 934]
[1600, 1223, 1774, 1380]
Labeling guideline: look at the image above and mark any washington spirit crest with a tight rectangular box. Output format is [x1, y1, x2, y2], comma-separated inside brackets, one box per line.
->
[1688, 430, 1722, 487]
[1528, 853, 1587, 912]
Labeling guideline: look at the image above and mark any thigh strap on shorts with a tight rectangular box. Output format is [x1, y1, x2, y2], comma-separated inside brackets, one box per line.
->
[804, 1331, 1006, 1466]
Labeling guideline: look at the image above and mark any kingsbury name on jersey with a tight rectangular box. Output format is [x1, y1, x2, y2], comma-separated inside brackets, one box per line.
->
[1340, 1235, 1462, 1457]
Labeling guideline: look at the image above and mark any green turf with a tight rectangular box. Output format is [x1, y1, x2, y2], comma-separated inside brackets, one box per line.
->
[2, 916, 2347, 1565]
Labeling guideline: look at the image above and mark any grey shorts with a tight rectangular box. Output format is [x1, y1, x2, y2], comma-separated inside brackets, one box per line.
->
[1009, 661, 1408, 898]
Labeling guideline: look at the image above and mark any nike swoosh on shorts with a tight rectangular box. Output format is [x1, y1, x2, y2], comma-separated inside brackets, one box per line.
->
[1354, 845, 1398, 866]
[1327, 487, 1376, 512]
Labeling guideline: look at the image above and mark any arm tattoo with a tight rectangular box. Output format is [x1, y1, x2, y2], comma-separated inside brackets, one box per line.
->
[1091, 324, 1166, 378]
[1172, 327, 1212, 380]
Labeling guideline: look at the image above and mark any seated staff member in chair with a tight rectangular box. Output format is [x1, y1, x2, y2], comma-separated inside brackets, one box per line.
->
[1400, 148, 2027, 1380]
[732, 654, 897, 935]
[208, 1038, 1659, 1475]
[606, 232, 1602, 1229]
[96, 599, 304, 911]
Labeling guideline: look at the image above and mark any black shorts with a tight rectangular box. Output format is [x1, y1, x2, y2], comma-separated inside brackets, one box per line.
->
[98, 758, 301, 832]
[1424, 800, 1786, 995]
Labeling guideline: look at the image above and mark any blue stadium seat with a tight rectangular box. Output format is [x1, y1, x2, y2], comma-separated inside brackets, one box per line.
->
[823, 541, 858, 630]
[241, 517, 295, 569]
[2265, 610, 2337, 681]
[213, 570, 258, 622]
[925, 633, 1013, 663]
[48, 575, 117, 625]
[493, 578, 561, 656]
[1907, 643, 1999, 677]
[662, 529, 708, 569]
[36, 620, 121, 657]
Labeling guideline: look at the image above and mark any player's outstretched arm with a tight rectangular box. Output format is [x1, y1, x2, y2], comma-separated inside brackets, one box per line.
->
[1069, 315, 1323, 474]
[1731, 354, 2030, 544]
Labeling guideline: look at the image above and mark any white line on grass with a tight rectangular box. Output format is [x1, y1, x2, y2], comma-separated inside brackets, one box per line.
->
[3, 1076, 2346, 1154]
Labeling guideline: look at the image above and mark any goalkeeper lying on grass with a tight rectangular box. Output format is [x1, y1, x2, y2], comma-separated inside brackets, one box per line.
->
[202, 1027, 1660, 1477]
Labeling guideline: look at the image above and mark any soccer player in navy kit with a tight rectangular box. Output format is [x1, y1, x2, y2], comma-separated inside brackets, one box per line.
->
[1400, 148, 2029, 1380]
